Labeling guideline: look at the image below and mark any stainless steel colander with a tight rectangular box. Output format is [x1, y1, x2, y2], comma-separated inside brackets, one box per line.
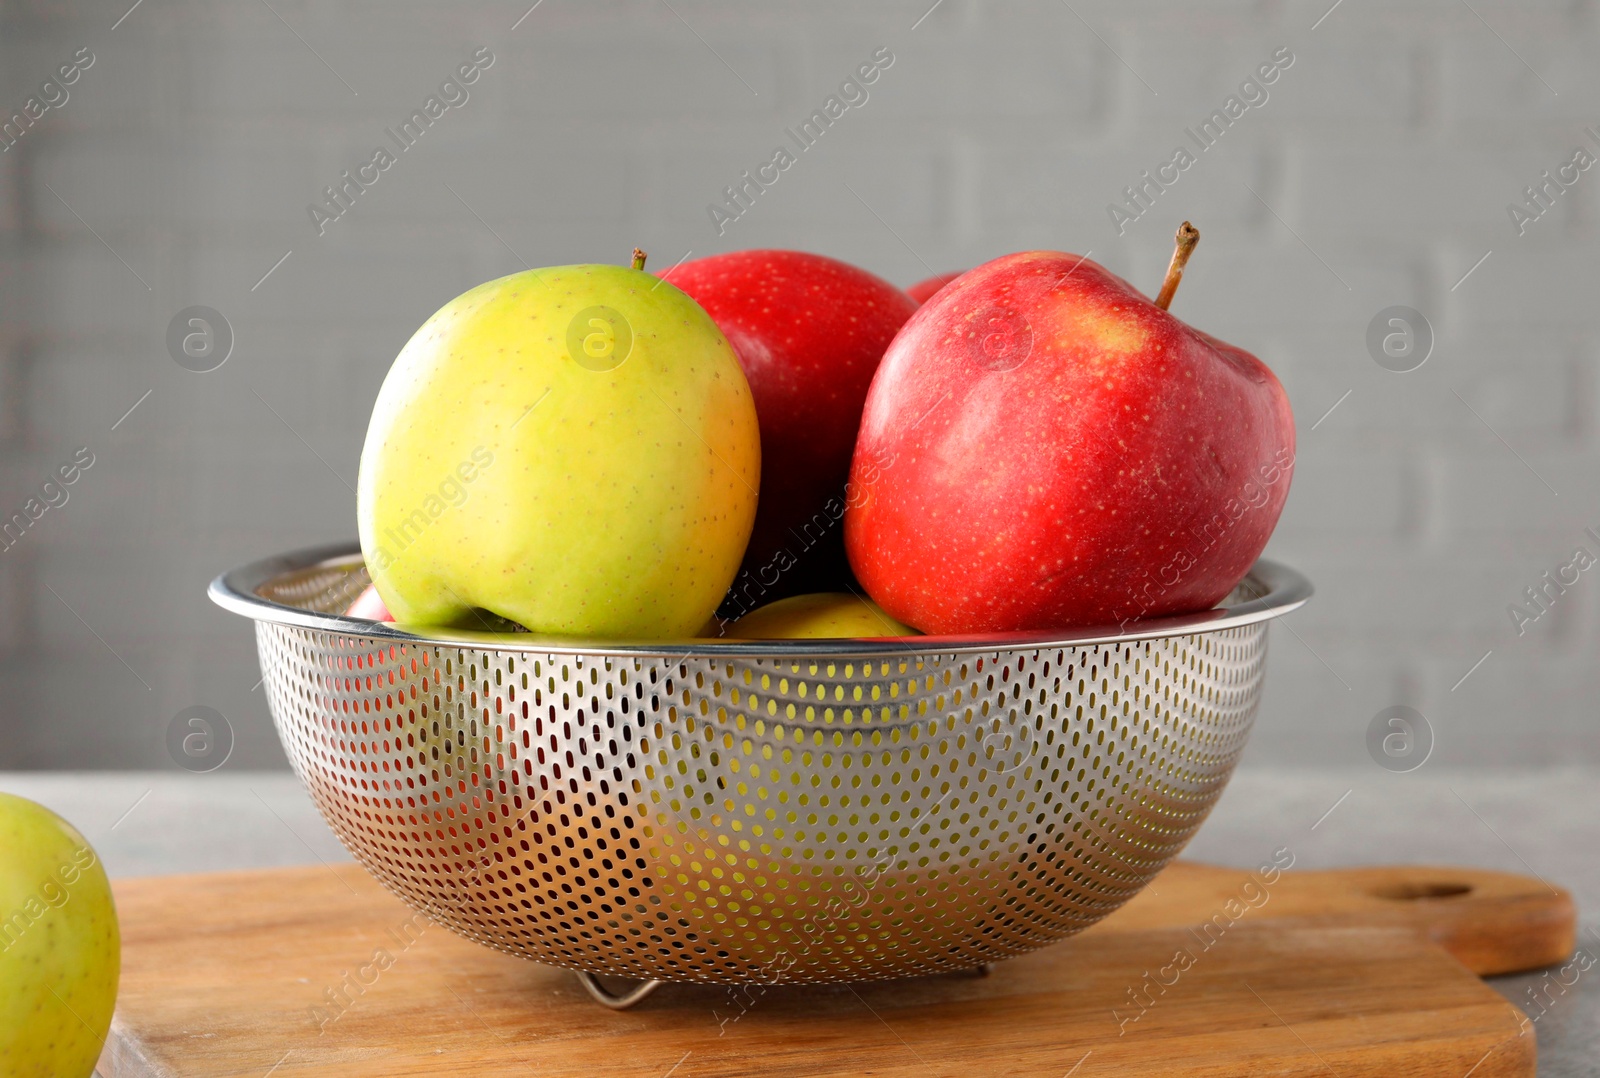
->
[211, 544, 1310, 1006]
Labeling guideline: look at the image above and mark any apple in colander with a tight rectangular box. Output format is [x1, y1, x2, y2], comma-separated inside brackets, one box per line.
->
[345, 583, 391, 622]
[845, 223, 1295, 633]
[357, 249, 760, 638]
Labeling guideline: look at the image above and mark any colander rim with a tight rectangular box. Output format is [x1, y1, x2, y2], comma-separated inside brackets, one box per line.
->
[208, 542, 1312, 658]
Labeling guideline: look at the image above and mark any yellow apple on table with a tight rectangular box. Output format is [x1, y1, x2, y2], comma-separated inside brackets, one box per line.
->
[0, 792, 119, 1078]
[358, 250, 760, 637]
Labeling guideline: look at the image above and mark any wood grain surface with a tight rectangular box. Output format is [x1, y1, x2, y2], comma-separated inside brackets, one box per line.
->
[95, 860, 1574, 1077]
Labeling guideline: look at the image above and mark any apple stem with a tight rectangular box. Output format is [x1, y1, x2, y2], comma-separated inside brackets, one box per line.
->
[1154, 222, 1199, 311]
[632, 247, 648, 271]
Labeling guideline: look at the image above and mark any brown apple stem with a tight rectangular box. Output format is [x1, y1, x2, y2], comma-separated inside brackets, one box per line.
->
[1154, 222, 1199, 311]
[632, 247, 648, 271]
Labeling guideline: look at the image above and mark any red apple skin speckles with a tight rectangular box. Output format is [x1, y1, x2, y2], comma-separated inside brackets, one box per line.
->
[844, 250, 1296, 634]
[662, 250, 918, 600]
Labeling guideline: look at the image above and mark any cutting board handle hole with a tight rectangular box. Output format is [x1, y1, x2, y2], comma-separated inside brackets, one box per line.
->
[1371, 881, 1473, 901]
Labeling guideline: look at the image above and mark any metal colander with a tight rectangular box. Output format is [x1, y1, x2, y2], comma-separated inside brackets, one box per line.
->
[211, 544, 1310, 1002]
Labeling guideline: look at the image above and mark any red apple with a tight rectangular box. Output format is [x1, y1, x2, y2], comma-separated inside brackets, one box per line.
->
[346, 583, 392, 621]
[844, 224, 1294, 633]
[661, 251, 917, 610]
[907, 271, 965, 305]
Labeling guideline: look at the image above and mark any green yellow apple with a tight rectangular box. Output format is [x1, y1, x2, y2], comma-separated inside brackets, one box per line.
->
[358, 255, 761, 637]
[726, 592, 917, 639]
[0, 793, 119, 1078]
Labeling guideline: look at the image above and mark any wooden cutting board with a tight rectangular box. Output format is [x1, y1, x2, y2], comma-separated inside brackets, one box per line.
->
[96, 860, 1574, 1078]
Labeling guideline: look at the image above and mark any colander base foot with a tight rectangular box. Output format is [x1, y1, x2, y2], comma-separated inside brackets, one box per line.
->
[576, 972, 662, 1010]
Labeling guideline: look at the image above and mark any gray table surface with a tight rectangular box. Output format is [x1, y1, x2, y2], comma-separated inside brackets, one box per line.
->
[6, 766, 1595, 1076]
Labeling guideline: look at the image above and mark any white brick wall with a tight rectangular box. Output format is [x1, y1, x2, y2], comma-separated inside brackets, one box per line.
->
[1, 0, 1597, 767]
